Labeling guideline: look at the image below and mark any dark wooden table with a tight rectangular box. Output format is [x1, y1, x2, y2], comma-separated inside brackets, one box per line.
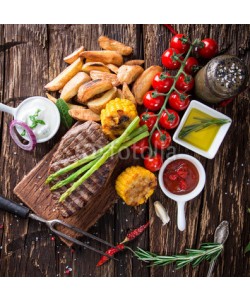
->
[0, 24, 249, 277]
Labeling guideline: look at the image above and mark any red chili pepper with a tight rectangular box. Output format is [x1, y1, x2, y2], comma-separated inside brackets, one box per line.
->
[96, 244, 125, 267]
[96, 221, 150, 267]
[163, 24, 178, 35]
[122, 221, 150, 243]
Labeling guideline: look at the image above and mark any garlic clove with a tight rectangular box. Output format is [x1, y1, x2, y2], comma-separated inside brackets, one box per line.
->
[154, 201, 170, 226]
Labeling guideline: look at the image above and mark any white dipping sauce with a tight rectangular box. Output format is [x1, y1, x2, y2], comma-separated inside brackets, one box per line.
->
[16, 98, 54, 140]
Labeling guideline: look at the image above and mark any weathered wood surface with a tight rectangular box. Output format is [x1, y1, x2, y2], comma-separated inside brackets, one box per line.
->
[0, 24, 249, 277]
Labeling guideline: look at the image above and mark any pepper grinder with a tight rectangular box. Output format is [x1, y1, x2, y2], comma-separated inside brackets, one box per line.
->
[195, 54, 248, 104]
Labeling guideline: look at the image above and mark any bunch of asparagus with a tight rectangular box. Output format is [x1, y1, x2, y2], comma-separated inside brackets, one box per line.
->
[46, 116, 149, 203]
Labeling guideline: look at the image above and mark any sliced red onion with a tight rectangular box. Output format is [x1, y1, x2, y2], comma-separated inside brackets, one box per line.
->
[9, 120, 37, 151]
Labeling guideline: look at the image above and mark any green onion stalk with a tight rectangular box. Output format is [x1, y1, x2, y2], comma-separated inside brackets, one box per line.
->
[46, 117, 150, 203]
[46, 124, 148, 184]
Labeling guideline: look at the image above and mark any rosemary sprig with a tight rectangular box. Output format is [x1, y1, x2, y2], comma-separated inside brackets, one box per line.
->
[179, 117, 230, 139]
[134, 243, 223, 269]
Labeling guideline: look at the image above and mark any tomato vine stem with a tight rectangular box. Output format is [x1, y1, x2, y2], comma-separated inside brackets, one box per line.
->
[148, 38, 200, 153]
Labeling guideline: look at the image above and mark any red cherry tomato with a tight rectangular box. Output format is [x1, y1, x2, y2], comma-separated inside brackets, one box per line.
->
[143, 91, 164, 111]
[152, 130, 172, 150]
[169, 91, 190, 111]
[131, 137, 149, 154]
[144, 153, 163, 172]
[176, 74, 194, 92]
[170, 33, 190, 53]
[159, 109, 180, 130]
[139, 112, 157, 131]
[184, 57, 199, 74]
[198, 38, 218, 59]
[152, 72, 174, 93]
[161, 48, 183, 70]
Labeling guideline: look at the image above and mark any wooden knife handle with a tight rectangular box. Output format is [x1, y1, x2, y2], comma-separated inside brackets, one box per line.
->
[0, 195, 30, 218]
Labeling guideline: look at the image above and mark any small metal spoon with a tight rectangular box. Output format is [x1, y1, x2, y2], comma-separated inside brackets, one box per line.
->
[207, 220, 229, 277]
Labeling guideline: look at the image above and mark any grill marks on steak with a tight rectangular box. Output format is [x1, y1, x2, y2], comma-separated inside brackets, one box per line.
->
[49, 121, 117, 218]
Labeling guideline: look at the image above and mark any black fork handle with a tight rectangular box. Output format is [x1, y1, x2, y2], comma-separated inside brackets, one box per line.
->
[0, 195, 30, 218]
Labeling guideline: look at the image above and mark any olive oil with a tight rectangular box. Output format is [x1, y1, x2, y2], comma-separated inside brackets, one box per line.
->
[179, 108, 221, 151]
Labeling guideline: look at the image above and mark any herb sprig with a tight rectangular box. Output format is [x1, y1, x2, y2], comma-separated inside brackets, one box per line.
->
[179, 117, 230, 139]
[134, 243, 223, 269]
[29, 109, 45, 129]
[20, 109, 45, 137]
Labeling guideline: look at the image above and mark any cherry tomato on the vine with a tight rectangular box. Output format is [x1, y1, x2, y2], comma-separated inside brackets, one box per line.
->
[176, 74, 194, 92]
[152, 72, 174, 93]
[143, 91, 164, 111]
[170, 33, 190, 53]
[169, 91, 190, 111]
[152, 130, 172, 150]
[198, 38, 218, 59]
[184, 57, 199, 74]
[139, 112, 157, 131]
[130, 137, 149, 154]
[161, 48, 183, 70]
[144, 153, 163, 172]
[159, 109, 180, 130]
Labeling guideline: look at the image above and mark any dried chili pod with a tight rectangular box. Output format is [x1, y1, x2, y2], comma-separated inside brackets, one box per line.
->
[122, 221, 150, 243]
[96, 244, 125, 267]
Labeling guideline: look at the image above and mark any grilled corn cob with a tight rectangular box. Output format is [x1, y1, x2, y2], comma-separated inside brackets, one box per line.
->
[101, 98, 138, 140]
[116, 166, 157, 206]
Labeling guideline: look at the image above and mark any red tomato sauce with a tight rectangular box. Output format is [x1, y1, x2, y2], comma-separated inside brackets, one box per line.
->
[163, 159, 199, 195]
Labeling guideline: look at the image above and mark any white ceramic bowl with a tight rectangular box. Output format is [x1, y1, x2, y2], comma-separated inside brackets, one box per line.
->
[173, 100, 232, 159]
[0, 96, 60, 143]
[158, 154, 206, 231]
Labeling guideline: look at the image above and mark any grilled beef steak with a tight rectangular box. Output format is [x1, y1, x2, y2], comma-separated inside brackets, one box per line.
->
[48, 121, 118, 217]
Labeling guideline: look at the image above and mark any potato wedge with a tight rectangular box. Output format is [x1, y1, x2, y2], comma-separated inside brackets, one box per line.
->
[106, 64, 119, 74]
[122, 83, 136, 105]
[117, 88, 124, 99]
[82, 62, 110, 74]
[45, 58, 83, 91]
[80, 51, 123, 66]
[69, 108, 100, 122]
[124, 59, 145, 66]
[46, 92, 86, 110]
[87, 87, 117, 114]
[90, 70, 120, 87]
[98, 36, 133, 56]
[46, 93, 57, 104]
[132, 65, 163, 104]
[117, 65, 144, 85]
[60, 72, 91, 101]
[77, 79, 113, 103]
[64, 46, 85, 64]
[68, 103, 87, 110]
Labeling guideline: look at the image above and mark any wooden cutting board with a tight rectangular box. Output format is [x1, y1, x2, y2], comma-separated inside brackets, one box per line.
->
[13, 144, 121, 247]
